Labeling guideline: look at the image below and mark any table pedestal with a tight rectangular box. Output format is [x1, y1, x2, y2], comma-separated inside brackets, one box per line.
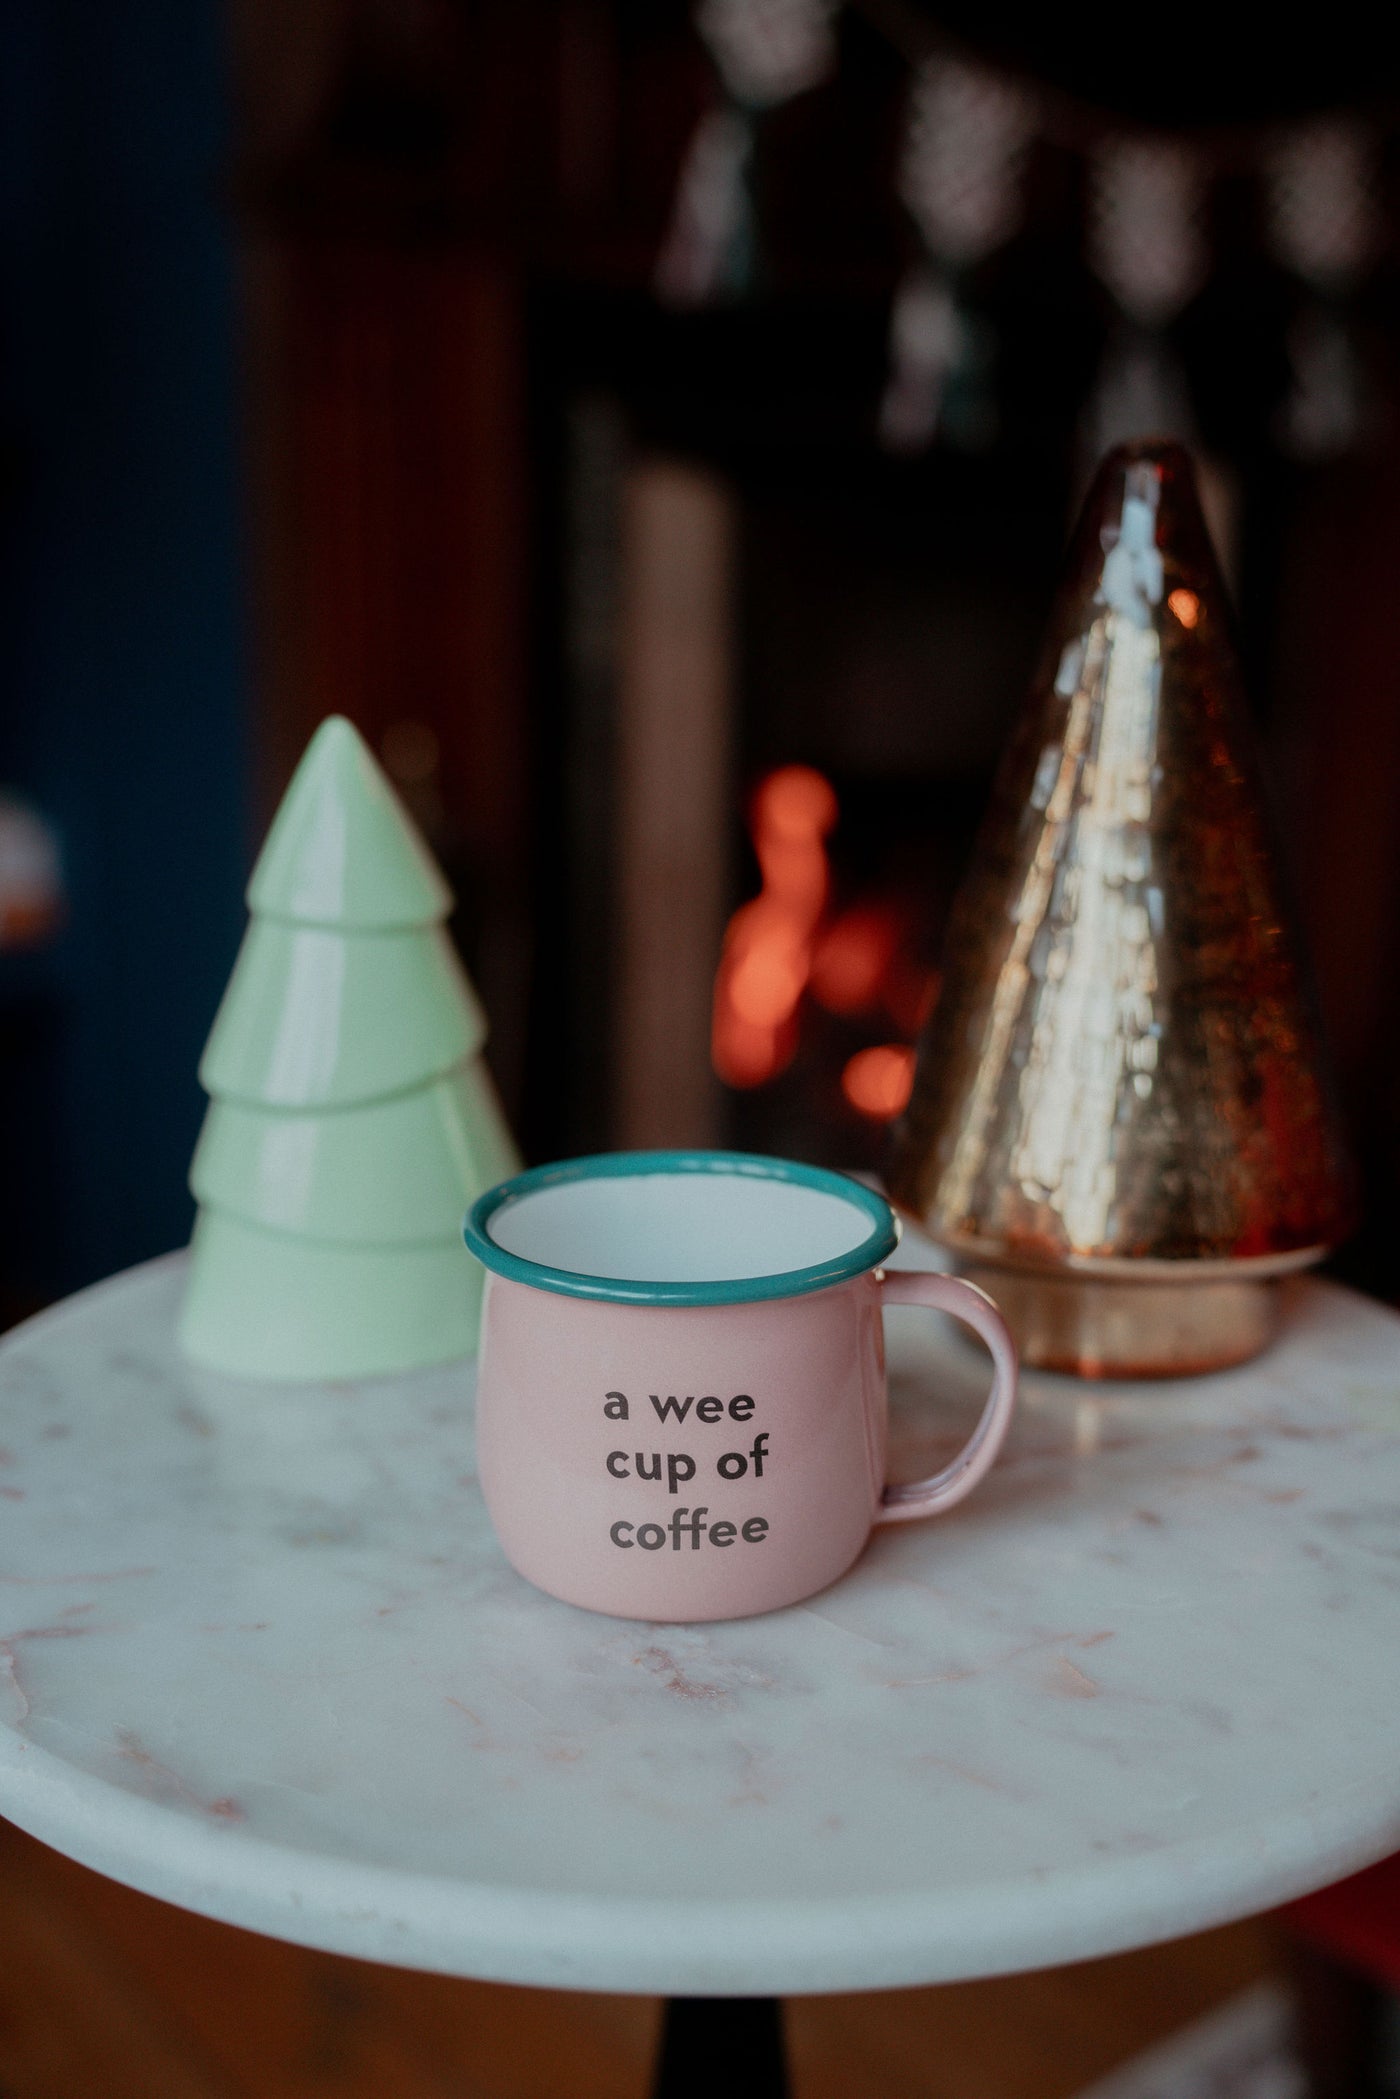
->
[653, 1998, 789, 2099]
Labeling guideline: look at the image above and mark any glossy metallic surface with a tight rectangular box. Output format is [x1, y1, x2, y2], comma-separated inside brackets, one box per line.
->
[887, 443, 1351, 1375]
[959, 1259, 1289, 1378]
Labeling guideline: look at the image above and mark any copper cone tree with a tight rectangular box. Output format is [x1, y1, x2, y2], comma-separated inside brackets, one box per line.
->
[887, 443, 1351, 1376]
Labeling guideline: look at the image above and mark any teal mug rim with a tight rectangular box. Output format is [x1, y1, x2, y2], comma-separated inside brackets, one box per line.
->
[464, 1149, 901, 1308]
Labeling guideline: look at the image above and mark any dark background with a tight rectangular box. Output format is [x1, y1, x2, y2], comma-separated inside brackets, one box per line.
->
[4, 0, 1400, 1319]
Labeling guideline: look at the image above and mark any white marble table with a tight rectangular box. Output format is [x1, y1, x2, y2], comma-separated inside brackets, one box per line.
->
[2, 1250, 1400, 2001]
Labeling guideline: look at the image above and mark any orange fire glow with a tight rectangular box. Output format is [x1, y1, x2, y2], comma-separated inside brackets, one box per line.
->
[842, 1044, 915, 1120]
[809, 905, 901, 1016]
[711, 767, 836, 1088]
[882, 959, 940, 1038]
[1168, 588, 1199, 629]
[712, 769, 936, 1097]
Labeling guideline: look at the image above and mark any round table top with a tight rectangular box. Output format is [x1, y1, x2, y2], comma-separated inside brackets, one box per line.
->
[2, 1251, 1399, 1997]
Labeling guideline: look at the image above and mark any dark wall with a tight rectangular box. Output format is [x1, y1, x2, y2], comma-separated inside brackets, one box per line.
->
[0, 0, 248, 1303]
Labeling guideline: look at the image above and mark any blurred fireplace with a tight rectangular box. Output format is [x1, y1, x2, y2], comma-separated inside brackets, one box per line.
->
[548, 307, 1070, 1175]
[238, 265, 1065, 1173]
[232, 1, 1077, 1175]
[233, 4, 1400, 1297]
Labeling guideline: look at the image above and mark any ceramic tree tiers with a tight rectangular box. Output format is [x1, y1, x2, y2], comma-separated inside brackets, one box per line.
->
[180, 716, 519, 1380]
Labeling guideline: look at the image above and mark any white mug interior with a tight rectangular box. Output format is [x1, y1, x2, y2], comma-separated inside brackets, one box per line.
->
[485, 1168, 881, 1286]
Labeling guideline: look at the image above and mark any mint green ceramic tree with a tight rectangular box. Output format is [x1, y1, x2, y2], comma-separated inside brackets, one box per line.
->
[179, 716, 519, 1380]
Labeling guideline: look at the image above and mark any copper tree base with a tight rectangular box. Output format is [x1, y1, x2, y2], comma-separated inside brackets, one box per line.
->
[958, 1256, 1318, 1379]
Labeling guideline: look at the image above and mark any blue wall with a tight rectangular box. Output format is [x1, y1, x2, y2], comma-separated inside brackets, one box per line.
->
[0, 0, 249, 1295]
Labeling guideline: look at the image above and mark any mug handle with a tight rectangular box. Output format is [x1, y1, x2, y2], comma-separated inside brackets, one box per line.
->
[873, 1270, 1019, 1525]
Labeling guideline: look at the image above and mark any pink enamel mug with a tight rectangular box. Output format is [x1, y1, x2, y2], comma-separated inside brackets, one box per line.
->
[465, 1151, 1018, 1622]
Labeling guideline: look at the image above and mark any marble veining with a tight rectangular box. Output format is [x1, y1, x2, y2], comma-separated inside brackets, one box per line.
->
[2, 1251, 1400, 1994]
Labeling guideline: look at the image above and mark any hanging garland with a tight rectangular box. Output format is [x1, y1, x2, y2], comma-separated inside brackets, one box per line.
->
[1266, 121, 1381, 456]
[655, 1, 1388, 462]
[653, 0, 840, 305]
[880, 55, 1034, 450]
